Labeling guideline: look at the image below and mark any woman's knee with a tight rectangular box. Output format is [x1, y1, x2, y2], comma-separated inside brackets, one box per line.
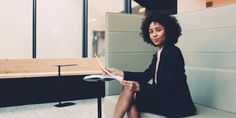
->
[122, 88, 135, 95]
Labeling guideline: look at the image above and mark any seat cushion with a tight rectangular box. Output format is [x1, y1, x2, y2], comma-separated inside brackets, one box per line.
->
[103, 95, 236, 118]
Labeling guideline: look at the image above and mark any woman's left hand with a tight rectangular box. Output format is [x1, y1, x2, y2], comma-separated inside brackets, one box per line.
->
[121, 80, 140, 91]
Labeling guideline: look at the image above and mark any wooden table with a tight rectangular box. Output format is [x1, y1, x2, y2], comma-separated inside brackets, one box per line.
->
[0, 58, 106, 111]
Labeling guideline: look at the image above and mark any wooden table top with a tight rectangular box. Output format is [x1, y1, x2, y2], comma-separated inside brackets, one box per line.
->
[0, 58, 104, 79]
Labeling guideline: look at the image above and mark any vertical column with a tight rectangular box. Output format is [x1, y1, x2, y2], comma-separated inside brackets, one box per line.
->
[32, 0, 37, 58]
[82, 0, 88, 57]
[124, 0, 132, 14]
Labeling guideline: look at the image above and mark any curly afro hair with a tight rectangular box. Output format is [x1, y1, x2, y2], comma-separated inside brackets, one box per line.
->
[140, 11, 182, 46]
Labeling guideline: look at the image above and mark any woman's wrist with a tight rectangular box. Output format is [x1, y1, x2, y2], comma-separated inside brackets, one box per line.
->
[120, 70, 124, 77]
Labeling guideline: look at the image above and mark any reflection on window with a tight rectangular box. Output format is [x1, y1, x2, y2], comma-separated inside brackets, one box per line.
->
[178, 0, 236, 14]
[88, 0, 124, 57]
[206, 0, 236, 8]
[92, 31, 105, 57]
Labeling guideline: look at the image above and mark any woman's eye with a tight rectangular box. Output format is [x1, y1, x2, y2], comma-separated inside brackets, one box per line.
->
[156, 28, 161, 32]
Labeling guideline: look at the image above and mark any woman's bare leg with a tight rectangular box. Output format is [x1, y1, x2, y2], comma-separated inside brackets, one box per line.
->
[113, 88, 137, 118]
[127, 103, 140, 118]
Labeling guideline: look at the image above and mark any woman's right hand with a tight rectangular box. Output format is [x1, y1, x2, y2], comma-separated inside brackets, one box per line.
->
[121, 80, 140, 92]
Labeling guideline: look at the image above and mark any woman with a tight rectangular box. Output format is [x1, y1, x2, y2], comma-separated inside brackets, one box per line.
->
[104, 11, 196, 118]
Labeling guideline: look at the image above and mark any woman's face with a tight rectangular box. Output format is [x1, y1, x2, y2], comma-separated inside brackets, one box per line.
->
[149, 22, 166, 47]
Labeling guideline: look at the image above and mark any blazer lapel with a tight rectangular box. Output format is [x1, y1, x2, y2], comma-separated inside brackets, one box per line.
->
[157, 46, 173, 75]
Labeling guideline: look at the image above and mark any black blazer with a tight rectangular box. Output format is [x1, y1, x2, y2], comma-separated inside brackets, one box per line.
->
[124, 45, 196, 117]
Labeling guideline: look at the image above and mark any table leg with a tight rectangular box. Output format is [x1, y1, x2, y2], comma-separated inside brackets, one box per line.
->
[97, 97, 102, 118]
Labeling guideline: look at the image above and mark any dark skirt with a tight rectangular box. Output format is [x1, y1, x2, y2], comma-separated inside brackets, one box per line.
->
[135, 90, 164, 115]
[134, 87, 197, 118]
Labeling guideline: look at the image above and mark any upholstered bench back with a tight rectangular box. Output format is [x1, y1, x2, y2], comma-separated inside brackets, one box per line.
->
[177, 4, 236, 113]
